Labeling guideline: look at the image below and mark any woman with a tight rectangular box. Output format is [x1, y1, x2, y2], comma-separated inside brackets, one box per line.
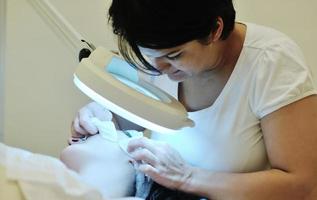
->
[63, 0, 317, 199]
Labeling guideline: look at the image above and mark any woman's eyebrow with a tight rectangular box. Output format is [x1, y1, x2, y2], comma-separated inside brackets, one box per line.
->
[142, 49, 181, 58]
[162, 50, 182, 58]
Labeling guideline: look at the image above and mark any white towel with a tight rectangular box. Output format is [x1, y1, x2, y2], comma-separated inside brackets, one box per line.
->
[1, 143, 105, 200]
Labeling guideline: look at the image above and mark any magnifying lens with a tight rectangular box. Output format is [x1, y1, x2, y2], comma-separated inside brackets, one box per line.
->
[73, 47, 194, 133]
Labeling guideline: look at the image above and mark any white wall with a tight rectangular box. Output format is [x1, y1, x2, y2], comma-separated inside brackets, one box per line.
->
[0, 0, 6, 142]
[235, 0, 317, 83]
[52, 0, 117, 52]
[2, 0, 316, 157]
[4, 0, 116, 157]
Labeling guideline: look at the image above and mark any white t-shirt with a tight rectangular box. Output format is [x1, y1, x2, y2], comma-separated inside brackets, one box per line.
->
[144, 23, 317, 173]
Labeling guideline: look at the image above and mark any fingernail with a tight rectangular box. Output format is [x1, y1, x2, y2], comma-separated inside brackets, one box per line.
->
[131, 160, 139, 169]
[68, 136, 88, 145]
[72, 138, 79, 142]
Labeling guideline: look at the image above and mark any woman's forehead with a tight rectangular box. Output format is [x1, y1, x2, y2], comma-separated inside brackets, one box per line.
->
[138, 47, 178, 57]
[138, 41, 195, 57]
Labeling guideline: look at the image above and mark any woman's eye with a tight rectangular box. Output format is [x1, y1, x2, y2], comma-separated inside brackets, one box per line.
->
[166, 53, 182, 60]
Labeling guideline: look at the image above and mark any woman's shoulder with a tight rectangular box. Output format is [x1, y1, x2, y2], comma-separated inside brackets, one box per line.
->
[241, 22, 306, 73]
[243, 22, 298, 52]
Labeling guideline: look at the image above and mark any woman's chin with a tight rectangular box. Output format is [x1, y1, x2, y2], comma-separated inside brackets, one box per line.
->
[167, 71, 188, 82]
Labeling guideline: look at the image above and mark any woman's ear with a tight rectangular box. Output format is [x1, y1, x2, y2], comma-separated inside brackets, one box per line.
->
[211, 17, 224, 42]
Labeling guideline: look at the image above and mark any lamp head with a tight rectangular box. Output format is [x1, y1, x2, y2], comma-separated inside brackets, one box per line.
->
[74, 47, 194, 133]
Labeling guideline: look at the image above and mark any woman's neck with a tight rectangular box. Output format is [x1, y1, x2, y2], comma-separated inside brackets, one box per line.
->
[222, 23, 246, 72]
[192, 23, 246, 83]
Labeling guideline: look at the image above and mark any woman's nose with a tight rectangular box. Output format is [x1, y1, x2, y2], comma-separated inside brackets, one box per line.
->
[150, 57, 171, 73]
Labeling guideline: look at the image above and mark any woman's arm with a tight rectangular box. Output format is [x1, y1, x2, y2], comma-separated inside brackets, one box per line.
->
[60, 133, 136, 199]
[179, 95, 317, 200]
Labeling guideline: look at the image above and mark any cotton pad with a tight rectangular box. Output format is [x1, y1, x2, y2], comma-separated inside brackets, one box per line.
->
[90, 117, 117, 142]
[90, 117, 143, 155]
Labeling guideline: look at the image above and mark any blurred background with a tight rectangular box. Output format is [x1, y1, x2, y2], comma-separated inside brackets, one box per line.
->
[0, 0, 316, 157]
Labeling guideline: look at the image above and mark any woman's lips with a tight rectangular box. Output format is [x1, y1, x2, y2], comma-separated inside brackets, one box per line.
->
[168, 70, 185, 80]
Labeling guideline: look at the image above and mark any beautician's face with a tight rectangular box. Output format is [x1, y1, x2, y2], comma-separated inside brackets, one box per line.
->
[139, 40, 219, 82]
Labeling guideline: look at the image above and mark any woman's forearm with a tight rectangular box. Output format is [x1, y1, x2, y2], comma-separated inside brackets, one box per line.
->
[181, 167, 314, 200]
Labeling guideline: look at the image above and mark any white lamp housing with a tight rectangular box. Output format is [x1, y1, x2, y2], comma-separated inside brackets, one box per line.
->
[73, 47, 194, 133]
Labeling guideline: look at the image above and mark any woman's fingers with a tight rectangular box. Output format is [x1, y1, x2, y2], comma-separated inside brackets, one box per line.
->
[130, 148, 159, 167]
[91, 104, 113, 121]
[128, 138, 165, 170]
[71, 118, 88, 137]
[78, 108, 98, 135]
[71, 102, 114, 142]
[127, 137, 158, 154]
[138, 163, 160, 179]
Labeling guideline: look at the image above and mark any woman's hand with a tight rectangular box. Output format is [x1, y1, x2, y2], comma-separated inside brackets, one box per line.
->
[71, 102, 113, 138]
[127, 137, 193, 190]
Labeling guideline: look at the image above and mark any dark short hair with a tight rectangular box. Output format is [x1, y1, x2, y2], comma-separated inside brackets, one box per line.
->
[108, 0, 236, 75]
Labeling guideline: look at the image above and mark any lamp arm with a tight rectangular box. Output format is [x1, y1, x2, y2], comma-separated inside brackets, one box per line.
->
[27, 0, 95, 59]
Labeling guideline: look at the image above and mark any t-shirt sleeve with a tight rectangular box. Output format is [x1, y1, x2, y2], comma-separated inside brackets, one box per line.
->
[249, 38, 317, 119]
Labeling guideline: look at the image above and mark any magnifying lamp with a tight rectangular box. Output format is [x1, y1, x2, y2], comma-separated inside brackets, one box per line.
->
[28, 0, 194, 133]
[73, 47, 194, 133]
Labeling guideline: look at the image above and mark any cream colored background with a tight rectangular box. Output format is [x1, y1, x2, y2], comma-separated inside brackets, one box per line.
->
[1, 0, 316, 157]
[235, 0, 317, 80]
[0, 0, 6, 142]
[2, 0, 117, 157]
